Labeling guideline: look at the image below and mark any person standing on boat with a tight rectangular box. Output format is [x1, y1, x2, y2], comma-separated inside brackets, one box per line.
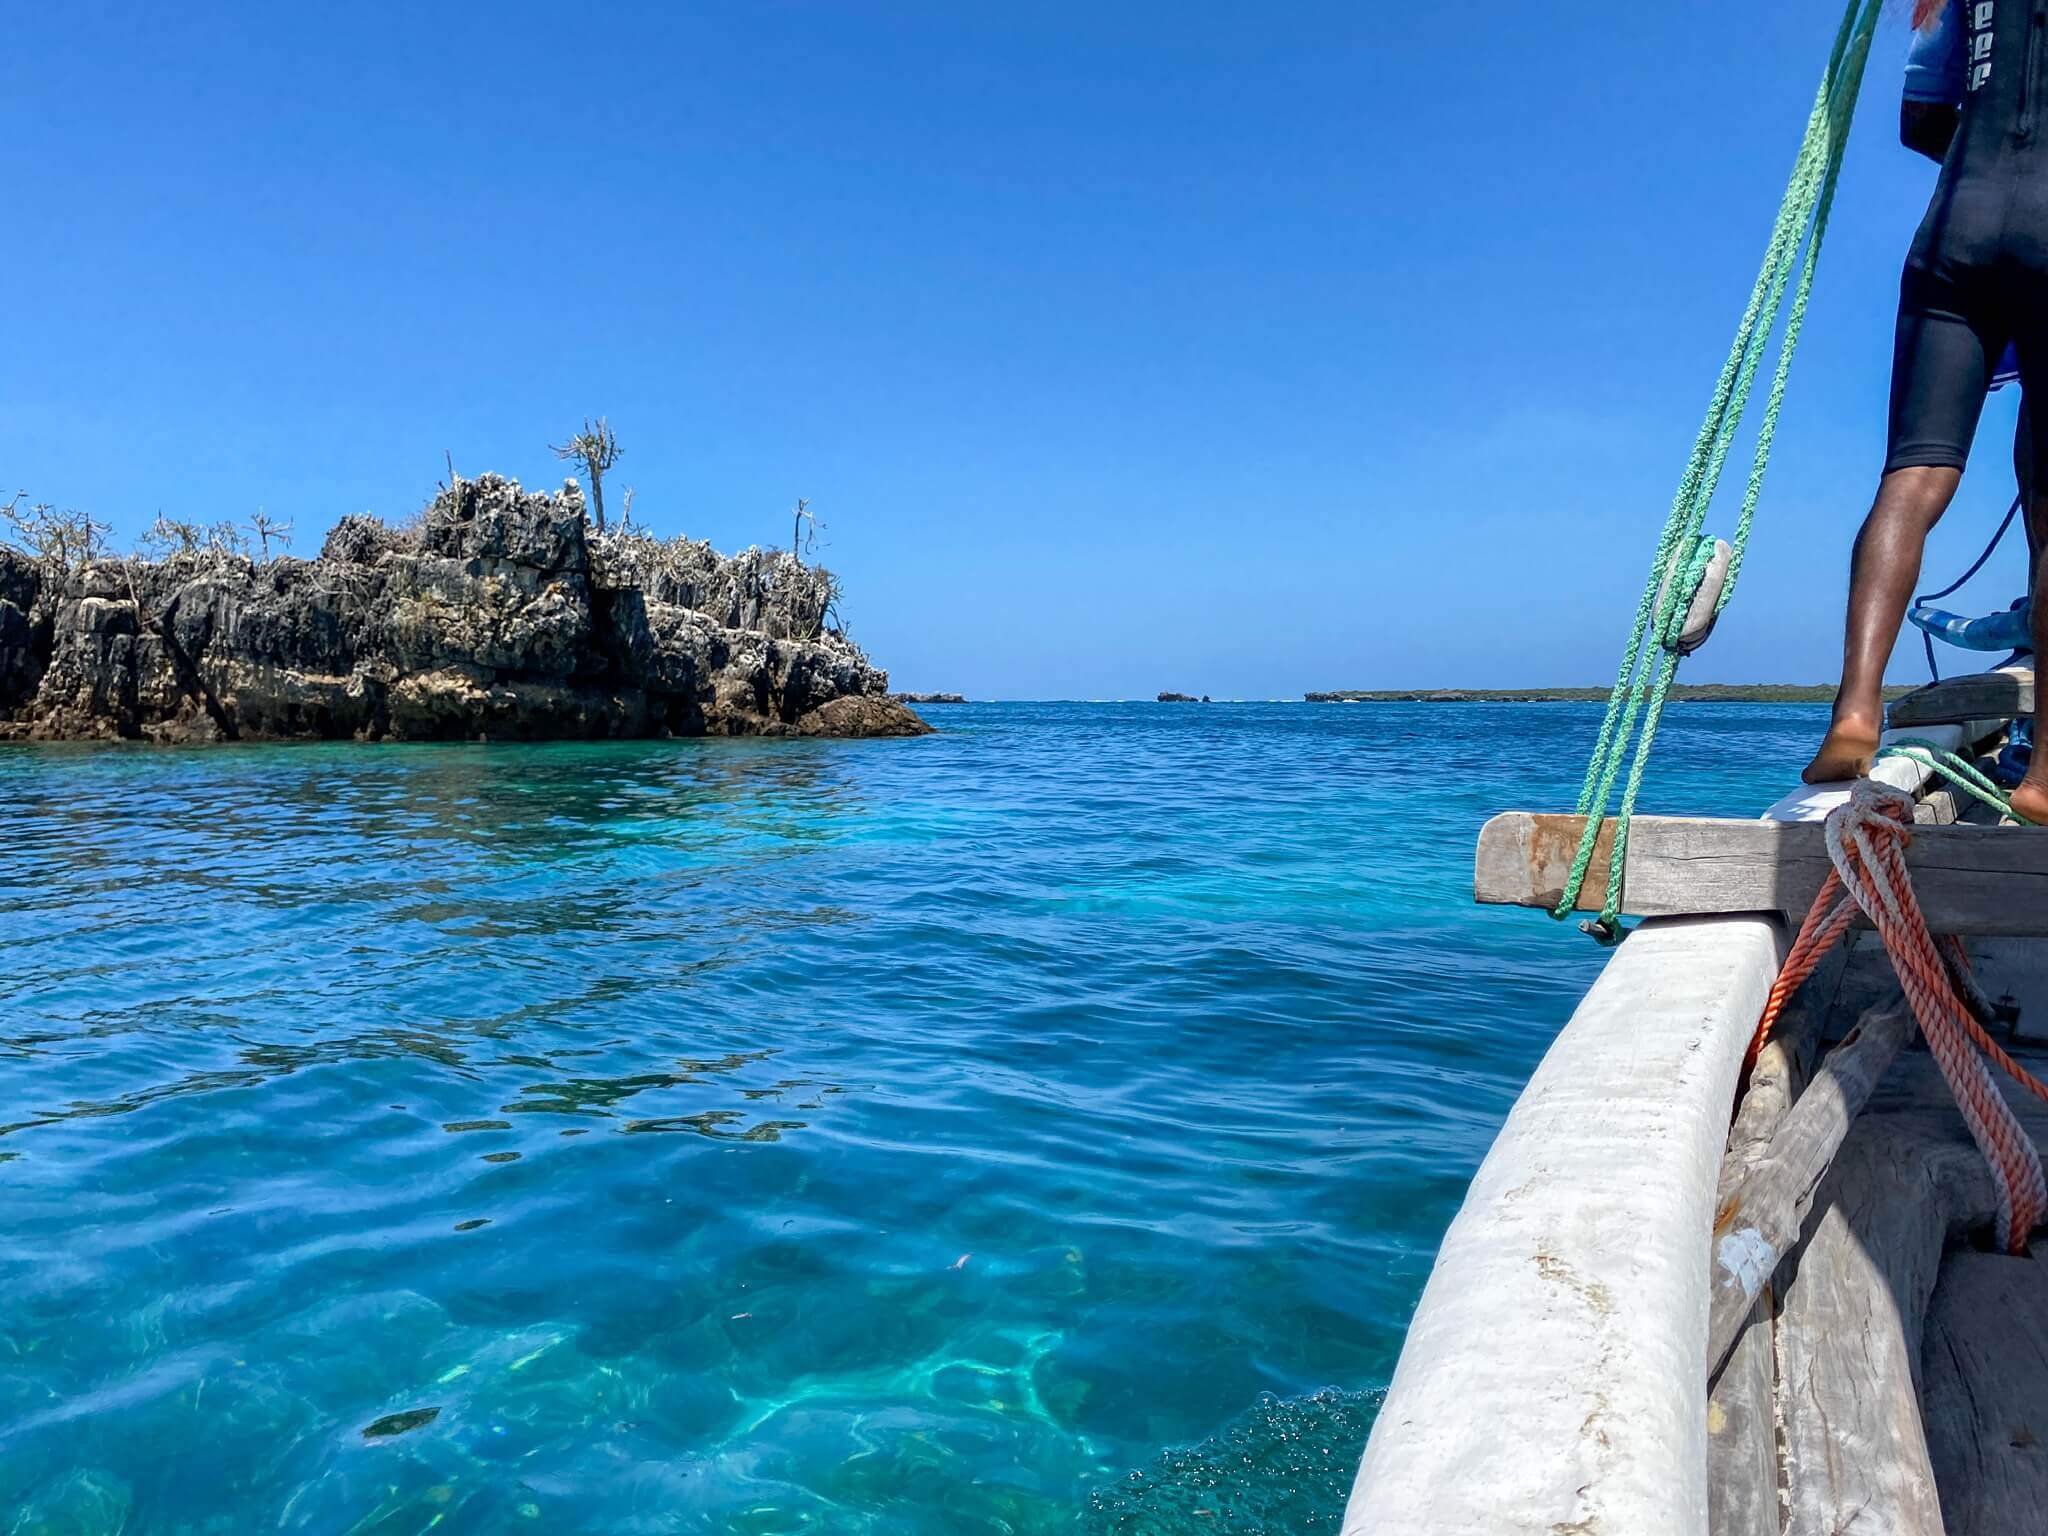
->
[1904, 4, 2029, 514]
[1804, 0, 2048, 821]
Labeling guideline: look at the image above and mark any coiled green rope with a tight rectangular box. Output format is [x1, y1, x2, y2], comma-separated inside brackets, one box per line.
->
[1554, 0, 1885, 939]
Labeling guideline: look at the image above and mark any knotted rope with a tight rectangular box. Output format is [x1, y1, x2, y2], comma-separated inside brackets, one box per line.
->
[1751, 780, 2048, 1252]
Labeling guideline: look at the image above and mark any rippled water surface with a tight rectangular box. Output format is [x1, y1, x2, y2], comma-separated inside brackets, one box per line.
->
[0, 702, 1827, 1533]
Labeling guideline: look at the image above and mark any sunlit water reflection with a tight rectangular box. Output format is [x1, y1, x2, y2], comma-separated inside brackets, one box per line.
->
[0, 702, 1826, 1532]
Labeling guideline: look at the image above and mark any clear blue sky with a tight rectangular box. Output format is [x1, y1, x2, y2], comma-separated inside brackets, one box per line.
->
[1, 3, 2029, 698]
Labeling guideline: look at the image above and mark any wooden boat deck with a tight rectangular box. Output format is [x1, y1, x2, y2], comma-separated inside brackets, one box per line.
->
[1346, 672, 2048, 1536]
[1704, 714, 2048, 1535]
[1924, 1248, 2048, 1535]
[1712, 935, 2048, 1536]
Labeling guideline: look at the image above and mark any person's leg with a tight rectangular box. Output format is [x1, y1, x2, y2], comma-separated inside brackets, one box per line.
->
[2017, 399, 2044, 558]
[2009, 381, 2048, 820]
[1804, 466, 1965, 782]
[2014, 528, 2048, 822]
[1803, 265, 1994, 783]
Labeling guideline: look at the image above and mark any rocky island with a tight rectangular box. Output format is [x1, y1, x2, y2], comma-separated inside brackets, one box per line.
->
[0, 474, 930, 743]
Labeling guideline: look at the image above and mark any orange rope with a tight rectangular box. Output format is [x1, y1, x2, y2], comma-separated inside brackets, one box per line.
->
[1747, 782, 2048, 1252]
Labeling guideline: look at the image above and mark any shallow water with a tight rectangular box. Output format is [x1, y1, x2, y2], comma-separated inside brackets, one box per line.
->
[0, 701, 1826, 1533]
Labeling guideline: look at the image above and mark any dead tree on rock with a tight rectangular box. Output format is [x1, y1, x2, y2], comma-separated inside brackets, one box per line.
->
[249, 509, 293, 560]
[551, 418, 622, 533]
[791, 497, 817, 561]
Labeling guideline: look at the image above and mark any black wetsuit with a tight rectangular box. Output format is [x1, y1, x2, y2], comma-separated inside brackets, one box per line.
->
[1893, 0, 2048, 473]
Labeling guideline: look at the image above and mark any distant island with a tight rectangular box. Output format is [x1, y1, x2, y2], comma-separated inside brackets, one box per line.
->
[0, 474, 930, 743]
[1304, 684, 1913, 704]
[895, 692, 967, 705]
[1158, 691, 1210, 703]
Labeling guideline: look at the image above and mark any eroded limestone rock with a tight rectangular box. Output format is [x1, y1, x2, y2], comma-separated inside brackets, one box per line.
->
[0, 475, 930, 744]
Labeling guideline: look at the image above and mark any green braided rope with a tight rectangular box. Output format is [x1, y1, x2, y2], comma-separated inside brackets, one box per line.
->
[1594, 6, 1879, 917]
[1720, 5, 1875, 608]
[1877, 739, 2017, 818]
[1563, 0, 1865, 825]
[1552, 0, 1883, 932]
[1564, 0, 1870, 831]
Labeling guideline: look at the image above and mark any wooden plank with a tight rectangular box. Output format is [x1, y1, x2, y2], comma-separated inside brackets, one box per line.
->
[1921, 1249, 2048, 1535]
[1706, 944, 1842, 1536]
[1915, 768, 1996, 825]
[1772, 1039, 2048, 1536]
[1707, 1308, 1777, 1536]
[1889, 665, 2033, 729]
[1777, 1120, 1955, 1536]
[1831, 936, 1913, 1023]
[1960, 936, 2048, 1046]
[1474, 813, 2048, 935]
[1707, 1007, 1916, 1384]
[1720, 943, 1843, 1178]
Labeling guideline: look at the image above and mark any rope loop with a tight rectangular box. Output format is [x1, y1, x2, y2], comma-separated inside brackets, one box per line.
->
[1752, 778, 2048, 1253]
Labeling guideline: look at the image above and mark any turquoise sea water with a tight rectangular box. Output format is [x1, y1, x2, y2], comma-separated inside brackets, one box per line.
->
[1, 702, 1828, 1534]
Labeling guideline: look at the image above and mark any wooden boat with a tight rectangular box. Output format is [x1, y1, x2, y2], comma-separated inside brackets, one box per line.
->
[1341, 668, 2048, 1536]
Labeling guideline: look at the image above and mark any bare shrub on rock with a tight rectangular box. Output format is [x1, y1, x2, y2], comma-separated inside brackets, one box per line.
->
[1, 494, 113, 570]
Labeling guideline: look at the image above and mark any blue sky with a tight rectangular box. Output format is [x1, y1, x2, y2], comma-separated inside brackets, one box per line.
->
[1, 2, 2029, 698]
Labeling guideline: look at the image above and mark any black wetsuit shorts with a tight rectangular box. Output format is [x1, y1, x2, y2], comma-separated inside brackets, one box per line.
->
[1891, 0, 2048, 474]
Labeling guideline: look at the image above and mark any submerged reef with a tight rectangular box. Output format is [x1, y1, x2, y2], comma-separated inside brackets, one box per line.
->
[0, 475, 929, 743]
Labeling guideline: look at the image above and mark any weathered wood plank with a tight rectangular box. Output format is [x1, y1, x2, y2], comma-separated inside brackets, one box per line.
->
[1921, 1249, 2048, 1536]
[1777, 1119, 1959, 1536]
[1475, 813, 2048, 935]
[1724, 947, 1843, 1173]
[1914, 763, 2002, 824]
[1830, 930, 1913, 1025]
[1889, 665, 2033, 729]
[1707, 1007, 1916, 1384]
[1960, 936, 2048, 1046]
[1706, 945, 1842, 1536]
[1707, 1311, 1777, 1536]
[1773, 1038, 2048, 1536]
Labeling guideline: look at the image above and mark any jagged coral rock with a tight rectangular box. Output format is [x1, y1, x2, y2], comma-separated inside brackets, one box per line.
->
[0, 475, 930, 743]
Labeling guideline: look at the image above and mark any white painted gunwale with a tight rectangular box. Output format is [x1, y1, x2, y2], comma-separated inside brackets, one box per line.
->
[1340, 721, 1983, 1535]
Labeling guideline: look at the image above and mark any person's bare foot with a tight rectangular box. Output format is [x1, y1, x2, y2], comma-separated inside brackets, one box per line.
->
[1801, 716, 1883, 784]
[2009, 772, 2048, 825]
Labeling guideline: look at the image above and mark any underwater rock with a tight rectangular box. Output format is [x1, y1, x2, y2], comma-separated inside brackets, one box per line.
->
[362, 1406, 442, 1439]
[0, 476, 931, 744]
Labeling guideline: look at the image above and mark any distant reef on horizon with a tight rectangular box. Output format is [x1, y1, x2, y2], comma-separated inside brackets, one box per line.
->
[0, 474, 930, 744]
[1304, 684, 1910, 704]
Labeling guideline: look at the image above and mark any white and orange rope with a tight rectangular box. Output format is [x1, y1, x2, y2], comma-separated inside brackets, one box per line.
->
[1751, 780, 2048, 1252]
